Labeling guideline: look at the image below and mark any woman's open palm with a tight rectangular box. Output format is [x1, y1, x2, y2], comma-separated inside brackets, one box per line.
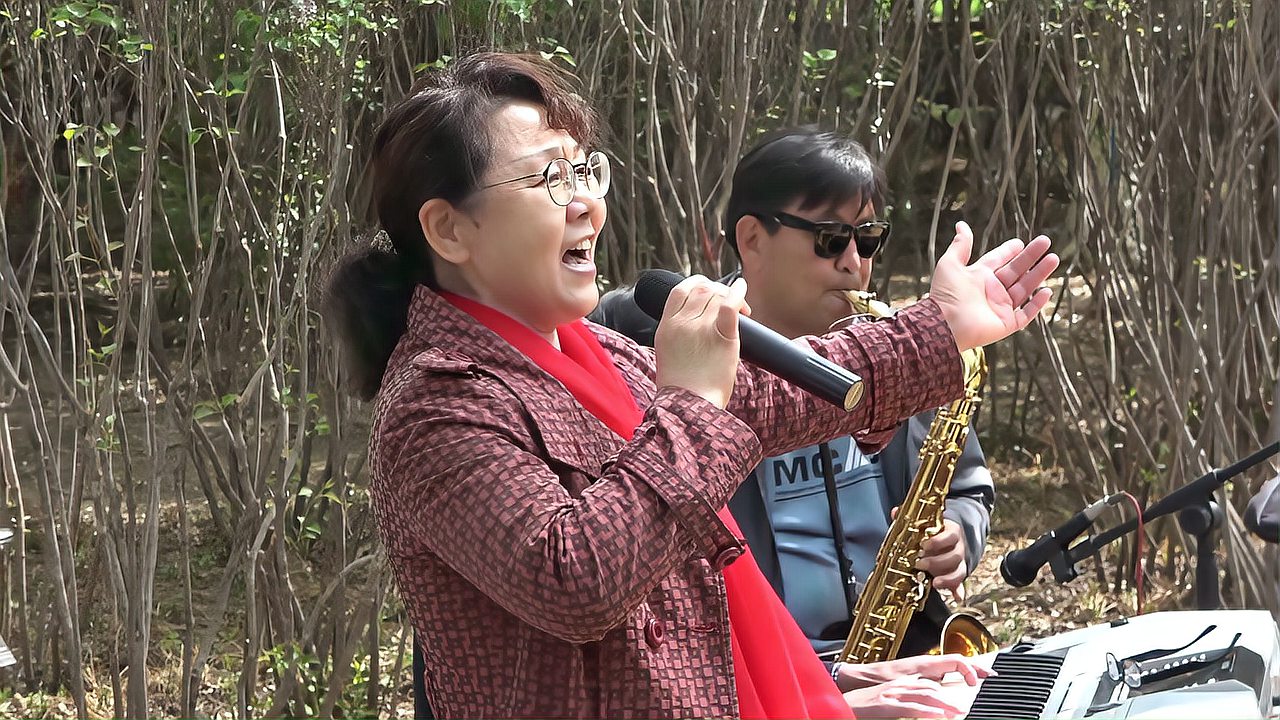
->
[929, 221, 1059, 351]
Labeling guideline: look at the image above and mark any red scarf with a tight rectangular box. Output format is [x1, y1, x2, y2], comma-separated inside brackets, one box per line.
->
[442, 292, 853, 720]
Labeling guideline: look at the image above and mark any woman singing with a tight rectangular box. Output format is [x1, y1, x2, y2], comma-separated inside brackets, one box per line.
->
[326, 52, 1057, 719]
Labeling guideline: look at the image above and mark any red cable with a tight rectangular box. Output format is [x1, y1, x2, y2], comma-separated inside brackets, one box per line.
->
[1115, 491, 1145, 614]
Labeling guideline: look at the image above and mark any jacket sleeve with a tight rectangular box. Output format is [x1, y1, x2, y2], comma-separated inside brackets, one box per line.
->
[727, 298, 965, 459]
[894, 411, 994, 574]
[370, 366, 759, 645]
[593, 287, 965, 455]
[1245, 474, 1280, 543]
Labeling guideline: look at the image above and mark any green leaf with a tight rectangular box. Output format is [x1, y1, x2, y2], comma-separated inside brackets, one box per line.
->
[62, 124, 80, 140]
[94, 145, 109, 158]
[816, 48, 837, 62]
[106, 240, 124, 251]
[220, 393, 239, 408]
[102, 122, 120, 137]
[86, 8, 121, 31]
[945, 107, 964, 127]
[192, 401, 221, 420]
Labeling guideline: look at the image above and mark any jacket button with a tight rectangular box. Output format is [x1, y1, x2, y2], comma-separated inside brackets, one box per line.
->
[644, 618, 666, 648]
[712, 546, 743, 570]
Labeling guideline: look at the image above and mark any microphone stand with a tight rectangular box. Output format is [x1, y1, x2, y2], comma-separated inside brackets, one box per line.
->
[1178, 498, 1225, 609]
[1045, 442, 1280, 609]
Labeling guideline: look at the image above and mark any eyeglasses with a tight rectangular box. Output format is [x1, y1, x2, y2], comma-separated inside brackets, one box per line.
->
[479, 150, 611, 207]
[1103, 626, 1237, 689]
[754, 211, 892, 259]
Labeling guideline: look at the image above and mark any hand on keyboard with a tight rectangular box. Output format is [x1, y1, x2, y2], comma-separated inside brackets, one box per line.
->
[836, 653, 993, 690]
[844, 676, 964, 719]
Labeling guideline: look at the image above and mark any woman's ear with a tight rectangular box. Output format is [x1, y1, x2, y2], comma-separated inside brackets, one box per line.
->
[419, 198, 470, 264]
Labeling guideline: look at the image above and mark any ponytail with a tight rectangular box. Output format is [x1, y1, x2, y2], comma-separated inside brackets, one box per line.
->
[324, 239, 425, 401]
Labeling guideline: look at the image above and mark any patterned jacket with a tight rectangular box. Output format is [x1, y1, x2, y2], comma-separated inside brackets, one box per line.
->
[368, 285, 962, 718]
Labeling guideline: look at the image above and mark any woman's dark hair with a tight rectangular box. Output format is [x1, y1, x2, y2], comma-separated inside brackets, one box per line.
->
[724, 126, 886, 258]
[325, 52, 598, 400]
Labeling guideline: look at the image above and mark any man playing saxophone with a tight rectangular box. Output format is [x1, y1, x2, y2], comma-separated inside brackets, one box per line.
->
[593, 127, 996, 718]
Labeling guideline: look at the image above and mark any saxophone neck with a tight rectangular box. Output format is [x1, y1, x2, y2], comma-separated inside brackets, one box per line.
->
[959, 347, 988, 392]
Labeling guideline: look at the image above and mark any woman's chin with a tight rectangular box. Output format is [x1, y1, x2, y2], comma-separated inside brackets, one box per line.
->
[547, 287, 600, 324]
[571, 289, 600, 320]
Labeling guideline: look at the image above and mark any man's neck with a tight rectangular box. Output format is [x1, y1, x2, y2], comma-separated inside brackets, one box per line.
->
[743, 298, 812, 341]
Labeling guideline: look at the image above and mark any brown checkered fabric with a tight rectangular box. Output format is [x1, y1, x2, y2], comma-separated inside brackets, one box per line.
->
[368, 286, 962, 718]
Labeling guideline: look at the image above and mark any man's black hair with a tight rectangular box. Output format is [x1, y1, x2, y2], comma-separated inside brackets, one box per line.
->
[724, 126, 885, 258]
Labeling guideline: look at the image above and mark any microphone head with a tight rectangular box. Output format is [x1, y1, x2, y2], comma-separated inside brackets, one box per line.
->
[999, 552, 1037, 588]
[633, 269, 685, 322]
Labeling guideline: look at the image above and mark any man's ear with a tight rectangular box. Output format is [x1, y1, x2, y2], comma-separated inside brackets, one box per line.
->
[419, 198, 471, 264]
[735, 214, 767, 264]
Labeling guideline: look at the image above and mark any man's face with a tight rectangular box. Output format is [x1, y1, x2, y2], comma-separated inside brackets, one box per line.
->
[739, 196, 879, 339]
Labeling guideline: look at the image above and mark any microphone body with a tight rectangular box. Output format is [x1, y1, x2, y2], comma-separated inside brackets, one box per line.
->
[633, 270, 865, 411]
[1143, 442, 1280, 522]
[1000, 495, 1115, 587]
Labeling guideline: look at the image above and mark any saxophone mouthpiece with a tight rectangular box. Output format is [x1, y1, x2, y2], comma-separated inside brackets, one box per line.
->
[845, 290, 894, 318]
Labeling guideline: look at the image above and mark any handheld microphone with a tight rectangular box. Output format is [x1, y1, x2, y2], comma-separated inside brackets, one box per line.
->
[633, 269, 865, 411]
[1000, 494, 1119, 587]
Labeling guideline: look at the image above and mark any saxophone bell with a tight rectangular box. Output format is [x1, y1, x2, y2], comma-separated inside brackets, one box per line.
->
[938, 611, 999, 657]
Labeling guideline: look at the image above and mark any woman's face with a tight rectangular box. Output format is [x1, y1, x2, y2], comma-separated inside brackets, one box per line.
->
[444, 101, 607, 335]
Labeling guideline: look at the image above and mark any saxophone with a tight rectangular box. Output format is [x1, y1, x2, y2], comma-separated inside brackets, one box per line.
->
[836, 291, 997, 663]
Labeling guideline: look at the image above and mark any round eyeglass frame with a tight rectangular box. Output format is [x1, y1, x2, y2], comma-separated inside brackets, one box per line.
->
[480, 150, 611, 207]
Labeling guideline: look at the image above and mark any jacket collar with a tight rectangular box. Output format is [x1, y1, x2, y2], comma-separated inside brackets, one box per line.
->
[398, 284, 629, 475]
[403, 284, 541, 372]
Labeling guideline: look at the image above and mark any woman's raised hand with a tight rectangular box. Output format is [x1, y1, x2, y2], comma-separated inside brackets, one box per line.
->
[653, 276, 750, 409]
[928, 221, 1059, 352]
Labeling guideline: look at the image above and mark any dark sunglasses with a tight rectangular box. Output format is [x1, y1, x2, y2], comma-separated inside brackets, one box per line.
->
[755, 211, 892, 259]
